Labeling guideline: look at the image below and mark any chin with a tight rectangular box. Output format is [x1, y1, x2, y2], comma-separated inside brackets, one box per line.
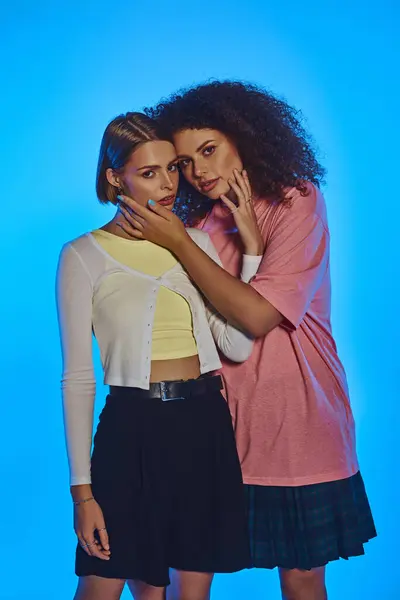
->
[205, 180, 230, 200]
[205, 190, 221, 201]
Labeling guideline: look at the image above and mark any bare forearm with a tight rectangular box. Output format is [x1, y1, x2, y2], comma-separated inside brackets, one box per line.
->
[113, 193, 282, 336]
[70, 484, 93, 501]
[174, 235, 281, 337]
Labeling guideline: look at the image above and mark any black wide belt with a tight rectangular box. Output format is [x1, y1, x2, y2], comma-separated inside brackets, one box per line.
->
[109, 374, 223, 402]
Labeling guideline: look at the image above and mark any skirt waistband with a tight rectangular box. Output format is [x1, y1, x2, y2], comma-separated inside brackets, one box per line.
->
[109, 374, 223, 402]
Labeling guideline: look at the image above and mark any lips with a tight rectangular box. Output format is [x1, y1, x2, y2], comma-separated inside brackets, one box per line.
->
[158, 195, 175, 206]
[199, 177, 220, 193]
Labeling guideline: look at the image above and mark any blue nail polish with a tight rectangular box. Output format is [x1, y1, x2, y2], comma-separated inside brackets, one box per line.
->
[117, 195, 123, 201]
[148, 199, 155, 206]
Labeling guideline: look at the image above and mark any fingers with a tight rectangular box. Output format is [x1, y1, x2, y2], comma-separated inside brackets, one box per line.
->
[227, 178, 244, 205]
[234, 169, 248, 194]
[116, 222, 144, 239]
[78, 536, 92, 557]
[97, 526, 110, 553]
[79, 533, 110, 561]
[78, 535, 97, 558]
[117, 194, 140, 212]
[90, 537, 110, 560]
[117, 195, 149, 219]
[231, 169, 253, 207]
[228, 170, 247, 206]
[87, 538, 110, 560]
[147, 199, 172, 220]
[117, 195, 171, 223]
[75, 500, 111, 561]
[220, 194, 239, 214]
[118, 205, 144, 230]
[242, 169, 253, 199]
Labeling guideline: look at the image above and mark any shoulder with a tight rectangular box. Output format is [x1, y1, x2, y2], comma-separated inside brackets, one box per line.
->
[57, 233, 100, 282]
[59, 232, 99, 262]
[257, 183, 329, 247]
[186, 228, 211, 250]
[283, 182, 328, 224]
[60, 232, 91, 254]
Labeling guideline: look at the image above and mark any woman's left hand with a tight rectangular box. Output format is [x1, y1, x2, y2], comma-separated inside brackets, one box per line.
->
[116, 195, 188, 252]
[221, 169, 264, 256]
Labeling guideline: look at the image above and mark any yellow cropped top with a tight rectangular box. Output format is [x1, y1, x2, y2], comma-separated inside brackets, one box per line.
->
[92, 229, 198, 360]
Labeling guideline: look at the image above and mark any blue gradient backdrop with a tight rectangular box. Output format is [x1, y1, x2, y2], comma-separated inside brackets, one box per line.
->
[1, 1, 398, 598]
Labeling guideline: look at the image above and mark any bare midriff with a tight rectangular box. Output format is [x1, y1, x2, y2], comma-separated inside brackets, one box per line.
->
[149, 354, 201, 383]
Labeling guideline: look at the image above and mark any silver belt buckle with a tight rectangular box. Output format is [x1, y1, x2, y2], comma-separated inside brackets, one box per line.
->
[160, 381, 184, 402]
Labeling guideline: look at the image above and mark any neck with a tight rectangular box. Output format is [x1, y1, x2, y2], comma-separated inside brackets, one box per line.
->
[101, 209, 140, 241]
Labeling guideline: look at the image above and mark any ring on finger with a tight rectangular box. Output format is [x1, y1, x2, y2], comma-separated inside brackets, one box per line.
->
[98, 527, 107, 532]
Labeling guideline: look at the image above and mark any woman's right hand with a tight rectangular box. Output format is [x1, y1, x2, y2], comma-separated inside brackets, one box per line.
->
[74, 497, 111, 560]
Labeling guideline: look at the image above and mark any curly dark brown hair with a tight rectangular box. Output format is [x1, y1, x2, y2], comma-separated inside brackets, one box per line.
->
[145, 80, 326, 224]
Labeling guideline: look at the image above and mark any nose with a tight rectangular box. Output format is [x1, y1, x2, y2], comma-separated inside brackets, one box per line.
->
[192, 157, 207, 179]
[161, 171, 174, 190]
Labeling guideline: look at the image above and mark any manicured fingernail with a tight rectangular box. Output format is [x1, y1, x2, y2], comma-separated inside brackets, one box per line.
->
[117, 195, 123, 201]
[148, 199, 155, 206]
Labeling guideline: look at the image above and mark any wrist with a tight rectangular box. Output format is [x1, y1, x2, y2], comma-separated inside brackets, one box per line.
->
[73, 496, 95, 507]
[171, 231, 192, 257]
[70, 484, 93, 502]
[244, 243, 263, 256]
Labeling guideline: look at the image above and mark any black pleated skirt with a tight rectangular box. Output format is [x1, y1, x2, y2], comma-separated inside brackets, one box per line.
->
[75, 380, 250, 587]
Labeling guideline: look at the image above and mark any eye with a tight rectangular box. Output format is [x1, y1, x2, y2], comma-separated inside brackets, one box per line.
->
[179, 158, 191, 168]
[142, 170, 155, 179]
[168, 163, 178, 172]
[203, 145, 216, 156]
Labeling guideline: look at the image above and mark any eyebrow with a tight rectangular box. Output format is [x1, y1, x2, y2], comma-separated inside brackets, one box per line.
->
[177, 139, 215, 159]
[137, 158, 178, 171]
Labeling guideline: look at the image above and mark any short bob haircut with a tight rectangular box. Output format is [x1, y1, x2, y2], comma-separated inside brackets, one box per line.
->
[96, 112, 171, 205]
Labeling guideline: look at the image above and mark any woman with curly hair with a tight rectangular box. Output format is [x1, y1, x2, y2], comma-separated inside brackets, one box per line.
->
[116, 81, 376, 600]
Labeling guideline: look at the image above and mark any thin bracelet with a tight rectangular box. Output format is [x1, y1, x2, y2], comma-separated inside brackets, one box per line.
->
[73, 496, 94, 506]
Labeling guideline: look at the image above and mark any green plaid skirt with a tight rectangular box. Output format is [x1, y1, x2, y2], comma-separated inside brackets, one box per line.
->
[245, 471, 376, 570]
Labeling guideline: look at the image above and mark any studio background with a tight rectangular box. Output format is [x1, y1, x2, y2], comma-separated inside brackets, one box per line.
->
[1, 1, 398, 598]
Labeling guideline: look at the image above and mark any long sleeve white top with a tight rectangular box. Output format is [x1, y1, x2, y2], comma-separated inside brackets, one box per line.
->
[56, 228, 262, 485]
